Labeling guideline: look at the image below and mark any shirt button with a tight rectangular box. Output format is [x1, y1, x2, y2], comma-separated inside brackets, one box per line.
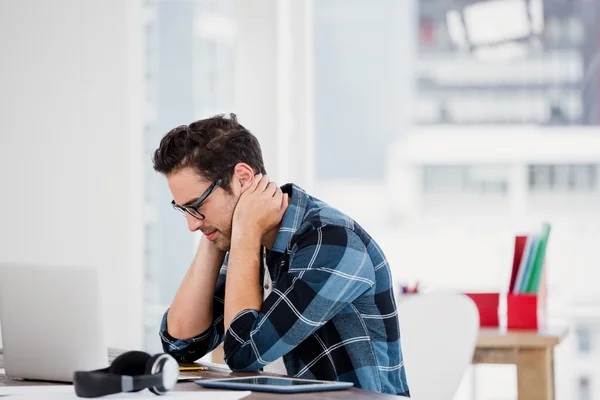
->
[264, 283, 270, 290]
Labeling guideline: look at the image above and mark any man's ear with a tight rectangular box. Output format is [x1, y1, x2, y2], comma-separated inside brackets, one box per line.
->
[232, 163, 255, 193]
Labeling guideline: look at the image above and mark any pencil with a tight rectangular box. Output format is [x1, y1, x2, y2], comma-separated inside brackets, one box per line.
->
[179, 366, 208, 371]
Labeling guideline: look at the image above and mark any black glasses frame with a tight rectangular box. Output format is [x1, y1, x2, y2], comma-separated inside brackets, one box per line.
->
[171, 178, 222, 220]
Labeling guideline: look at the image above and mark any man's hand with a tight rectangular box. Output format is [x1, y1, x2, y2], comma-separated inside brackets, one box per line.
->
[232, 174, 289, 239]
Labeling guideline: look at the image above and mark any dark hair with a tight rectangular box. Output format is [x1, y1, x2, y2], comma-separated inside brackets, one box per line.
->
[152, 113, 267, 193]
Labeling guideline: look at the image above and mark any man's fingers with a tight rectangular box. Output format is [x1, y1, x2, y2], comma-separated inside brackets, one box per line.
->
[266, 182, 279, 197]
[280, 192, 289, 214]
[256, 175, 271, 193]
[248, 173, 263, 193]
[256, 174, 270, 193]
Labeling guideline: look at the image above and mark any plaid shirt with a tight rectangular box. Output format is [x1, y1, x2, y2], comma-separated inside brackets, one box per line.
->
[159, 184, 410, 396]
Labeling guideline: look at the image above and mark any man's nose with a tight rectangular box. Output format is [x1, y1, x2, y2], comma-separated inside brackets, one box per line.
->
[186, 214, 203, 232]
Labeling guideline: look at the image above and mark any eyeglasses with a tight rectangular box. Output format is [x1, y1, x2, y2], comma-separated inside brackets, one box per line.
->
[171, 178, 222, 220]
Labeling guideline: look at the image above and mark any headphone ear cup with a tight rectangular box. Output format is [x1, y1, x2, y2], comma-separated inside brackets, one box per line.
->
[145, 354, 179, 395]
[110, 351, 152, 376]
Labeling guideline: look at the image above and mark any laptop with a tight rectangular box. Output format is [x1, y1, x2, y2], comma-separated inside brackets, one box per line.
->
[0, 263, 109, 382]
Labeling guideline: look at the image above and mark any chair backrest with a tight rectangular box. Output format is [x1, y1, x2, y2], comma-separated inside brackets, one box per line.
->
[397, 292, 479, 400]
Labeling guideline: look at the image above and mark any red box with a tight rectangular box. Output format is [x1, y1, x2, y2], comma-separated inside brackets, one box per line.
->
[465, 292, 500, 327]
[507, 294, 541, 330]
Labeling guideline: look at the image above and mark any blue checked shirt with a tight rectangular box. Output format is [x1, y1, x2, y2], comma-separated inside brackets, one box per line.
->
[159, 184, 410, 396]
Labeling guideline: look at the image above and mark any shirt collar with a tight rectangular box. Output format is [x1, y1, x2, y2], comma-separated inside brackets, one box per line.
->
[270, 183, 308, 253]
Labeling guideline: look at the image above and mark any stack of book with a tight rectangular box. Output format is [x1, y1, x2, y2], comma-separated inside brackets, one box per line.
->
[508, 222, 552, 295]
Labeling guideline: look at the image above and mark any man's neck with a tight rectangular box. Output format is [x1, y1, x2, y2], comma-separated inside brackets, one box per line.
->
[261, 224, 280, 251]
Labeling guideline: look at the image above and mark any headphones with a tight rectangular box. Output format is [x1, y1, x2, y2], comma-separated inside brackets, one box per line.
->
[73, 351, 179, 398]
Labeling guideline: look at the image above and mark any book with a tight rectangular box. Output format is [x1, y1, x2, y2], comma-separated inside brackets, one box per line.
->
[519, 236, 540, 293]
[509, 235, 527, 293]
[513, 235, 536, 294]
[526, 222, 552, 294]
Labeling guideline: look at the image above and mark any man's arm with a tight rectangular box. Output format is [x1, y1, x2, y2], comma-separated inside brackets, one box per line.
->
[159, 238, 229, 362]
[165, 237, 226, 339]
[223, 232, 262, 331]
[224, 174, 288, 331]
[223, 225, 376, 371]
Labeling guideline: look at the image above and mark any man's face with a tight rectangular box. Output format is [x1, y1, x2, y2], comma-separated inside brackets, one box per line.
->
[167, 167, 238, 251]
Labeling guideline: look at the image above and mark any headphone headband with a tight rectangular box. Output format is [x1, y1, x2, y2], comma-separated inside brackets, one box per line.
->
[73, 370, 122, 398]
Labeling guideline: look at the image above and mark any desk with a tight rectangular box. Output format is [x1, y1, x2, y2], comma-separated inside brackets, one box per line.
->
[0, 353, 400, 399]
[473, 327, 568, 400]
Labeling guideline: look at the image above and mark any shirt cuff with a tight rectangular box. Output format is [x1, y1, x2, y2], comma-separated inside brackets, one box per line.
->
[159, 309, 213, 350]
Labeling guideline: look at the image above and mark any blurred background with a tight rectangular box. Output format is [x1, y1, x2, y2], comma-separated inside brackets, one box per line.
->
[1, 0, 600, 399]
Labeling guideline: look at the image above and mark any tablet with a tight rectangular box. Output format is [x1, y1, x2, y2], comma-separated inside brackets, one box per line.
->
[194, 376, 354, 393]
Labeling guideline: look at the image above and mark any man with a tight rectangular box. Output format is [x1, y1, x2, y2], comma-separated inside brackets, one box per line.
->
[152, 114, 409, 396]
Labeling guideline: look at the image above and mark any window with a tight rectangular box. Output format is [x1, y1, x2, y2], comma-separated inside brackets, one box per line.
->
[528, 164, 598, 192]
[579, 376, 591, 400]
[423, 165, 509, 195]
[529, 164, 552, 191]
[575, 325, 591, 354]
[572, 165, 597, 191]
[423, 165, 467, 194]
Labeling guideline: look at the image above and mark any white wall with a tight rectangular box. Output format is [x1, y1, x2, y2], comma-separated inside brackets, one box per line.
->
[0, 0, 144, 350]
[232, 0, 314, 190]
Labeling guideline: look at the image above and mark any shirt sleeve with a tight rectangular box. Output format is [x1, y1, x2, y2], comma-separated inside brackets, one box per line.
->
[223, 225, 375, 371]
[158, 255, 228, 363]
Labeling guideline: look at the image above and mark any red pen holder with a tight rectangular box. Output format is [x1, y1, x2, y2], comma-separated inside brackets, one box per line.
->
[465, 292, 545, 330]
[506, 271, 547, 330]
[464, 292, 500, 327]
[506, 293, 544, 330]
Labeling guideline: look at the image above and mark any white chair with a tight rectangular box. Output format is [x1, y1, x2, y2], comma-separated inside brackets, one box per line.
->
[397, 292, 479, 400]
